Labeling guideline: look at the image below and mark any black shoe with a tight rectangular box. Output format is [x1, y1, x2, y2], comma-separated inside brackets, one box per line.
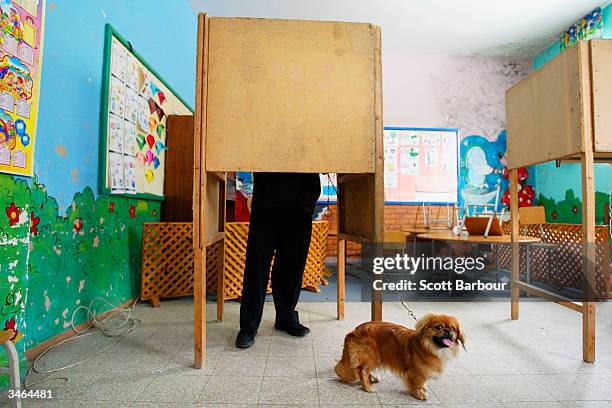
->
[236, 330, 255, 348]
[274, 320, 311, 337]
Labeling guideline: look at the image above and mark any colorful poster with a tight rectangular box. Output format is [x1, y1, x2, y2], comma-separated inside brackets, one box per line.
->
[384, 128, 459, 203]
[0, 0, 45, 177]
[102, 27, 191, 198]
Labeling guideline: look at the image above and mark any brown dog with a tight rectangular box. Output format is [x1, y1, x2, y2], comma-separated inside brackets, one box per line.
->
[335, 313, 465, 400]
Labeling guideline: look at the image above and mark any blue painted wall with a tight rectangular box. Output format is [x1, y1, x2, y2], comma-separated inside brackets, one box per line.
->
[532, 3, 612, 207]
[35, 0, 196, 209]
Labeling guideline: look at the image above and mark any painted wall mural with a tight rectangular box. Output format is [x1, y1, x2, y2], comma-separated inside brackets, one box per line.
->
[560, 7, 603, 51]
[0, 173, 159, 384]
[459, 129, 535, 213]
[539, 190, 610, 225]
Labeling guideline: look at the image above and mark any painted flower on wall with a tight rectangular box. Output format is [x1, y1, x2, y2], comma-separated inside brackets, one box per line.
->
[4, 317, 21, 343]
[73, 217, 83, 233]
[29, 211, 39, 235]
[5, 202, 20, 226]
[151, 208, 156, 217]
[129, 204, 135, 219]
[109, 201, 115, 213]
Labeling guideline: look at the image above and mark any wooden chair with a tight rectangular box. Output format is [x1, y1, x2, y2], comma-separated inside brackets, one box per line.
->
[519, 206, 556, 291]
[384, 230, 409, 244]
[0, 330, 21, 408]
[458, 181, 502, 237]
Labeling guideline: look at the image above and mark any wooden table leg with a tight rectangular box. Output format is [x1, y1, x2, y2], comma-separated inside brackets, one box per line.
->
[510, 168, 520, 320]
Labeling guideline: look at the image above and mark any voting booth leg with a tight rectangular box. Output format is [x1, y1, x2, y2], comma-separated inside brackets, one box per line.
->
[510, 169, 520, 320]
[581, 152, 596, 363]
[337, 238, 346, 320]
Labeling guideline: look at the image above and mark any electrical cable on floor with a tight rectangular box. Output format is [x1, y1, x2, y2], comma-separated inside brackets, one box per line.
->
[22, 297, 142, 390]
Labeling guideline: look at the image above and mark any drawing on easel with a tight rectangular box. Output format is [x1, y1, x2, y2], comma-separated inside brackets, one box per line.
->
[384, 127, 459, 204]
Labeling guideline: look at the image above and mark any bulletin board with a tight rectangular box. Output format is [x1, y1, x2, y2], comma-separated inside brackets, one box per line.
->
[383, 127, 459, 204]
[0, 0, 45, 177]
[99, 24, 192, 200]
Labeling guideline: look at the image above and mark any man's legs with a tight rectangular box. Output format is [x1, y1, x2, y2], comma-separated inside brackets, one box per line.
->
[239, 207, 276, 335]
[271, 209, 312, 326]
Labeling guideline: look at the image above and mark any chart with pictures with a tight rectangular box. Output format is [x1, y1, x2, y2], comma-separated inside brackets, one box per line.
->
[384, 127, 458, 203]
[101, 26, 191, 198]
[0, 0, 45, 177]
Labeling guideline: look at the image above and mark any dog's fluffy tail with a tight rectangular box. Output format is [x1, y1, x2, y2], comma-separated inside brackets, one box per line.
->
[335, 334, 358, 383]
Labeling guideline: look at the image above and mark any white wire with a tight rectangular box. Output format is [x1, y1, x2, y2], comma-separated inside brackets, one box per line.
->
[24, 297, 142, 389]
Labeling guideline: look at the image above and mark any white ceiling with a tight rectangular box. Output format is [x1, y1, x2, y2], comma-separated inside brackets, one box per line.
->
[189, 0, 607, 57]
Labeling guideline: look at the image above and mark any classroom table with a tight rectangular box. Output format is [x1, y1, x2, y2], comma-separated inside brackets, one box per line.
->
[417, 231, 540, 243]
[402, 227, 452, 256]
[417, 231, 542, 293]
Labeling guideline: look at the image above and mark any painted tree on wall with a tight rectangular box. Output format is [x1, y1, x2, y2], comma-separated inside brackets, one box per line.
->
[538, 190, 610, 225]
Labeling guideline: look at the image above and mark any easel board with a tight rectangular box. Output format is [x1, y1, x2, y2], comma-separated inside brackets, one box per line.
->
[383, 127, 459, 204]
[316, 128, 459, 205]
[98, 24, 192, 200]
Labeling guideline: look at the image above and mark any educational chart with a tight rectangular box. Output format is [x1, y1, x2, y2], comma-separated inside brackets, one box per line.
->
[384, 127, 458, 203]
[100, 24, 191, 199]
[0, 0, 45, 177]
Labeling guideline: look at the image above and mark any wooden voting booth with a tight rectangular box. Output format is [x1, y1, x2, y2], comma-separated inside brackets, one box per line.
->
[193, 14, 384, 367]
[506, 39, 612, 363]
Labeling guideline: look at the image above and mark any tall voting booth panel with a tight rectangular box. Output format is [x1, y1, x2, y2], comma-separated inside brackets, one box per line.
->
[193, 14, 384, 367]
[506, 39, 612, 363]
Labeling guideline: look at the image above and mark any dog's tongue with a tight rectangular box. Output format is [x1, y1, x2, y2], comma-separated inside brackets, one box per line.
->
[441, 338, 454, 347]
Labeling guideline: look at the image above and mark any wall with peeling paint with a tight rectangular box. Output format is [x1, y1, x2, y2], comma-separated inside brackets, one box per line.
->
[383, 53, 531, 209]
[0, 0, 196, 385]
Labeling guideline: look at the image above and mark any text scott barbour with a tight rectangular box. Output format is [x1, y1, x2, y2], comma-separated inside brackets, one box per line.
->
[371, 254, 508, 292]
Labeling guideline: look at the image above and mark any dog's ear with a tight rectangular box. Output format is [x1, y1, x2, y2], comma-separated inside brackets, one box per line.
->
[456, 323, 467, 351]
[414, 313, 434, 333]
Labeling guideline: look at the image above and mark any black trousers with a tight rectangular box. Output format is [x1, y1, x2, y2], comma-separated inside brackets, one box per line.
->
[239, 206, 313, 334]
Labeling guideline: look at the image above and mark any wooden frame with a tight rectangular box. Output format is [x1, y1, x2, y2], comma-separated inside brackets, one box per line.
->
[193, 14, 384, 368]
[505, 39, 611, 363]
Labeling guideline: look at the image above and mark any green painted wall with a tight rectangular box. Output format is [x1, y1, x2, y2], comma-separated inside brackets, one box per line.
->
[0, 172, 160, 385]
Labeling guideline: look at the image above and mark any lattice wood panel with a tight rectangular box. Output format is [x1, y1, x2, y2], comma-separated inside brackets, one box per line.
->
[141, 222, 223, 302]
[221, 221, 329, 300]
[141, 221, 329, 303]
[498, 223, 610, 298]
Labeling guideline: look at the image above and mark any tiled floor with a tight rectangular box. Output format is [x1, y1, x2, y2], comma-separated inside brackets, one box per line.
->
[6, 298, 612, 407]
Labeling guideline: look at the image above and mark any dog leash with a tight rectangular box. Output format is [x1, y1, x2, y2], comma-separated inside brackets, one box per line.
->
[398, 296, 418, 321]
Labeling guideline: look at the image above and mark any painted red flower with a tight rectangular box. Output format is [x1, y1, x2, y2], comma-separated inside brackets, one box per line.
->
[572, 205, 579, 214]
[551, 210, 558, 220]
[4, 317, 17, 340]
[5, 202, 20, 226]
[30, 211, 40, 235]
[109, 201, 115, 213]
[73, 217, 83, 232]
[129, 204, 136, 219]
